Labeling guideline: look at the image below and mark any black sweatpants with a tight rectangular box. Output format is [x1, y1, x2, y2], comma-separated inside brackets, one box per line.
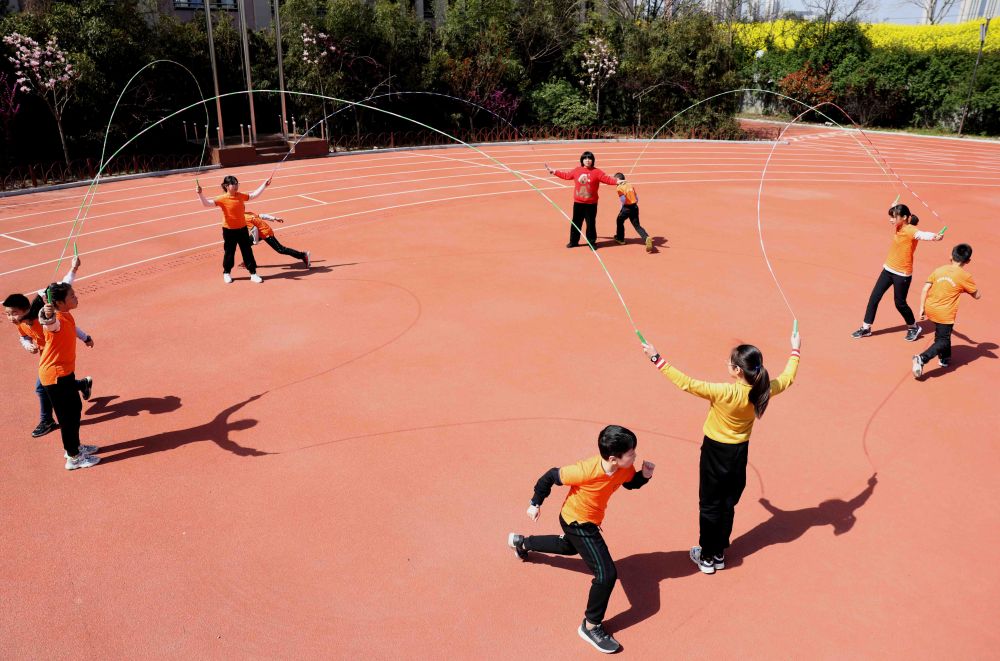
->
[864, 268, 915, 326]
[525, 516, 617, 624]
[614, 205, 648, 241]
[222, 226, 257, 275]
[569, 202, 599, 247]
[264, 235, 306, 261]
[699, 436, 750, 559]
[919, 322, 954, 364]
[43, 374, 82, 457]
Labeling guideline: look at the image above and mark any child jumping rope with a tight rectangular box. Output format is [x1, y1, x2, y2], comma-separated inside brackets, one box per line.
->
[851, 204, 943, 341]
[641, 329, 800, 573]
[245, 211, 311, 267]
[196, 174, 271, 284]
[545, 151, 618, 249]
[912, 243, 981, 378]
[612, 173, 653, 253]
[3, 256, 93, 438]
[38, 282, 99, 470]
[508, 425, 654, 654]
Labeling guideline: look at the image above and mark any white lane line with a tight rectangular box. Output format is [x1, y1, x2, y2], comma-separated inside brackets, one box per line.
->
[0, 233, 36, 246]
[299, 194, 325, 204]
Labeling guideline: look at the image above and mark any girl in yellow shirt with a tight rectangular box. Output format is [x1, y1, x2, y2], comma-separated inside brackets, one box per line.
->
[642, 330, 800, 573]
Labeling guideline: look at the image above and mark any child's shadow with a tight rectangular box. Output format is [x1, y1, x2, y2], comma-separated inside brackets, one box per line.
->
[921, 331, 997, 379]
[727, 474, 878, 568]
[97, 394, 271, 464]
[82, 394, 181, 426]
[528, 549, 698, 633]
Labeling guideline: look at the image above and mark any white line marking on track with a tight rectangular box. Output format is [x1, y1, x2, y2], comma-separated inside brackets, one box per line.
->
[299, 194, 325, 204]
[0, 233, 36, 246]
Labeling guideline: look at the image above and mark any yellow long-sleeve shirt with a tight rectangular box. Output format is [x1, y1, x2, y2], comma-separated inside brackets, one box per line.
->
[653, 352, 800, 444]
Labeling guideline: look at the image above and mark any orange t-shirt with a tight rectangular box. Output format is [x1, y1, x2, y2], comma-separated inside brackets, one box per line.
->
[884, 224, 920, 276]
[38, 311, 76, 386]
[558, 455, 636, 525]
[214, 192, 251, 230]
[16, 318, 45, 350]
[924, 264, 977, 324]
[244, 212, 274, 239]
[617, 182, 638, 205]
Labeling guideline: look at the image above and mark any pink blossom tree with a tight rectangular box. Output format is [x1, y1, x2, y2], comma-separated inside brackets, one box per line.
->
[4, 33, 78, 166]
[580, 37, 618, 121]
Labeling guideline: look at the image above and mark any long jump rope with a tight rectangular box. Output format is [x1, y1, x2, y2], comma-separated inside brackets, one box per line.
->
[46, 81, 955, 475]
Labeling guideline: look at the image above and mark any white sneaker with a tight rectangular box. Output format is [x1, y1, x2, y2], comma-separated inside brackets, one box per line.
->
[303, 251, 311, 268]
[250, 274, 263, 284]
[223, 273, 233, 284]
[690, 546, 716, 574]
[912, 355, 924, 378]
[65, 453, 100, 470]
[64, 444, 99, 459]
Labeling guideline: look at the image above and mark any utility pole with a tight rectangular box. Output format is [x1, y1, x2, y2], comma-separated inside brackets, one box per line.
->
[958, 18, 990, 137]
[236, 0, 258, 143]
[273, 0, 288, 139]
[204, 1, 225, 147]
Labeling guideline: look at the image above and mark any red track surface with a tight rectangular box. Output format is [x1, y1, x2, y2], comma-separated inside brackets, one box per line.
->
[2, 130, 999, 658]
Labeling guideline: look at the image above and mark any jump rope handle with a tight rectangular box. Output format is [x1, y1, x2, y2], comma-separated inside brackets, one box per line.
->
[793, 319, 799, 335]
[937, 226, 948, 236]
[635, 329, 647, 345]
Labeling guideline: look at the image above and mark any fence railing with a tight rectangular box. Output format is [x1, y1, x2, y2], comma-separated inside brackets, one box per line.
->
[2, 123, 779, 193]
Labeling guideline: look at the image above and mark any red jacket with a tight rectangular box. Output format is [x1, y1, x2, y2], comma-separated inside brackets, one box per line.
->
[553, 166, 618, 204]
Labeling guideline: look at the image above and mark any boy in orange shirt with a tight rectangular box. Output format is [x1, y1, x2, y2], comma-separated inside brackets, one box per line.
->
[245, 212, 311, 267]
[38, 282, 99, 470]
[508, 425, 654, 654]
[612, 173, 653, 253]
[851, 204, 943, 341]
[912, 243, 981, 378]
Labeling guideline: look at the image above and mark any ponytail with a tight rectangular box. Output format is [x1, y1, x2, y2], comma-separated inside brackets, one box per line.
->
[730, 344, 771, 419]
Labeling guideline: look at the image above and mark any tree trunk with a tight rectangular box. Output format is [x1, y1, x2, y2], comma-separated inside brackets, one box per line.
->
[55, 113, 70, 168]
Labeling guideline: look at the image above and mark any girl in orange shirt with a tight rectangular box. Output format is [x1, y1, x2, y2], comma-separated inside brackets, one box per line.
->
[851, 204, 942, 341]
[196, 174, 271, 284]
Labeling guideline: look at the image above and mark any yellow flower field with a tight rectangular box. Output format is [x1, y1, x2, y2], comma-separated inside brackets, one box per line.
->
[732, 20, 999, 53]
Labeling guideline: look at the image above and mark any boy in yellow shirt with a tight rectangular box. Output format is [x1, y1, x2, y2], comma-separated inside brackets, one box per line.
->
[912, 243, 981, 378]
[508, 425, 654, 654]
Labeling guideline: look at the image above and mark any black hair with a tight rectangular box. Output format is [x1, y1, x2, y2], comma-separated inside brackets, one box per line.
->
[613, 172, 625, 180]
[731, 344, 771, 419]
[45, 282, 73, 305]
[221, 175, 239, 191]
[580, 151, 595, 167]
[908, 214, 919, 226]
[3, 293, 29, 310]
[952, 243, 973, 264]
[888, 204, 910, 219]
[598, 424, 637, 460]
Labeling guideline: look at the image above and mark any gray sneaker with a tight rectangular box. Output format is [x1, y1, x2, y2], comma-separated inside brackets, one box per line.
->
[912, 355, 924, 378]
[64, 445, 99, 459]
[690, 546, 716, 574]
[905, 325, 923, 342]
[851, 326, 872, 338]
[65, 453, 100, 470]
[578, 620, 620, 654]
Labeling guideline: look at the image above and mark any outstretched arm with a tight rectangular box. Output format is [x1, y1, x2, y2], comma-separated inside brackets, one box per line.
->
[196, 182, 215, 208]
[247, 177, 272, 200]
[526, 467, 561, 521]
[641, 342, 727, 401]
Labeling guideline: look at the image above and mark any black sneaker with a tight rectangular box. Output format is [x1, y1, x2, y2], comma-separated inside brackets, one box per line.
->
[507, 533, 528, 560]
[566, 242, 579, 248]
[578, 620, 620, 654]
[690, 546, 716, 574]
[80, 376, 93, 401]
[31, 420, 57, 438]
[851, 326, 872, 338]
[905, 325, 923, 342]
[614, 238, 626, 245]
[712, 553, 726, 570]
[939, 359, 950, 368]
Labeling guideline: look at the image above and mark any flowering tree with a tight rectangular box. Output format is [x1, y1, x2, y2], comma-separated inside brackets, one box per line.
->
[580, 37, 618, 120]
[3, 33, 78, 166]
[0, 72, 21, 163]
[468, 88, 521, 125]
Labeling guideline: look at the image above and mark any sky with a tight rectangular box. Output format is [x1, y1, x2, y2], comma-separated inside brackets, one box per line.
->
[780, 0, 966, 24]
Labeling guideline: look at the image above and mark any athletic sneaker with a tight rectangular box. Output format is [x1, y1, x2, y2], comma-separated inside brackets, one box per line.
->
[303, 251, 311, 268]
[912, 355, 924, 378]
[80, 376, 93, 401]
[64, 445, 99, 458]
[939, 359, 950, 368]
[690, 546, 716, 574]
[905, 325, 923, 342]
[614, 237, 626, 245]
[223, 273, 233, 284]
[851, 326, 872, 338]
[578, 620, 620, 654]
[645, 237, 654, 253]
[712, 553, 726, 570]
[507, 533, 528, 560]
[32, 420, 57, 438]
[249, 274, 263, 284]
[65, 453, 100, 470]
[566, 243, 579, 248]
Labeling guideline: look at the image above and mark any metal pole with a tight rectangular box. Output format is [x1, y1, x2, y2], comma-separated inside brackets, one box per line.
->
[204, 2, 225, 147]
[958, 19, 989, 137]
[237, 0, 257, 143]
[273, 0, 288, 139]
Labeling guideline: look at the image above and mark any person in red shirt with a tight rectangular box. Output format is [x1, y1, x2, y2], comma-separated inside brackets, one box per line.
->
[912, 243, 982, 378]
[851, 203, 943, 341]
[545, 151, 618, 249]
[196, 174, 271, 284]
[508, 425, 654, 654]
